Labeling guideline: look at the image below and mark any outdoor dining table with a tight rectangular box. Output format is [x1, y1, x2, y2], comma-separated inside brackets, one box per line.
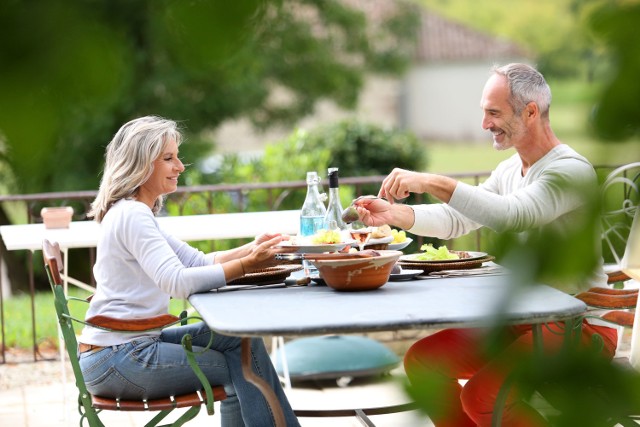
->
[188, 273, 588, 426]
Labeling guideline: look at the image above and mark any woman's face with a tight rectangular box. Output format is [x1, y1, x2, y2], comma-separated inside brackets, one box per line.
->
[137, 138, 185, 208]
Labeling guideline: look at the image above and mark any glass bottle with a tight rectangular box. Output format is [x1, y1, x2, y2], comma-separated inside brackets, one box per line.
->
[300, 171, 326, 278]
[300, 171, 327, 237]
[324, 167, 346, 230]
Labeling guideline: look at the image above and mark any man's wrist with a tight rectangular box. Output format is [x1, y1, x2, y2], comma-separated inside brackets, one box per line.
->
[390, 204, 415, 230]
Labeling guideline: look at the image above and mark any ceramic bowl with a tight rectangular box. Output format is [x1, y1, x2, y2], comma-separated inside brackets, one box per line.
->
[41, 207, 74, 229]
[308, 250, 403, 291]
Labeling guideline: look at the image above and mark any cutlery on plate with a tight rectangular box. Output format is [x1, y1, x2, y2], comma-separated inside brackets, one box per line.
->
[216, 276, 311, 292]
[276, 250, 381, 262]
[425, 266, 509, 278]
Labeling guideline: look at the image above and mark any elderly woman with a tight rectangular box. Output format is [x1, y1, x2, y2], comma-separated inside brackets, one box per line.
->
[78, 116, 300, 426]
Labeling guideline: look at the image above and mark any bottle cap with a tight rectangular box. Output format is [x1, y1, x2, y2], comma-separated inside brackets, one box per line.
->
[306, 171, 319, 184]
[328, 167, 339, 188]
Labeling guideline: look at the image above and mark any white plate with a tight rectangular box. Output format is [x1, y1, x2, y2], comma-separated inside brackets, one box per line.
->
[366, 235, 393, 244]
[389, 269, 422, 281]
[387, 238, 413, 251]
[277, 240, 356, 254]
[400, 251, 488, 263]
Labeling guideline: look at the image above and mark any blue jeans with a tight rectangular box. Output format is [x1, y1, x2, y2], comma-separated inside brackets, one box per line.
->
[79, 322, 300, 427]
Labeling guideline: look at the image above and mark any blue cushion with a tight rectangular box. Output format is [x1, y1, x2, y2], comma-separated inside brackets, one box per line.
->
[271, 335, 400, 381]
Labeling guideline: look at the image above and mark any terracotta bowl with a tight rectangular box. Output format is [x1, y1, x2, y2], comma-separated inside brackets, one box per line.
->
[309, 250, 403, 291]
[41, 207, 74, 229]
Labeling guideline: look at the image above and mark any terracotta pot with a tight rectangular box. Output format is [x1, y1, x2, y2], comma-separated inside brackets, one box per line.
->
[41, 207, 74, 229]
[309, 250, 402, 291]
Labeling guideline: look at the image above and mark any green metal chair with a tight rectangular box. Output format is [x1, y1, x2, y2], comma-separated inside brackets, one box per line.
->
[43, 238, 226, 427]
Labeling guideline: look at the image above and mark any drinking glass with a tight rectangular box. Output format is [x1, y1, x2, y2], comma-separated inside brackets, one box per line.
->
[349, 222, 372, 252]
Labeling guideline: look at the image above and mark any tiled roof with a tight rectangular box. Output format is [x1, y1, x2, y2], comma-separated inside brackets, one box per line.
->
[341, 0, 530, 62]
[416, 11, 530, 61]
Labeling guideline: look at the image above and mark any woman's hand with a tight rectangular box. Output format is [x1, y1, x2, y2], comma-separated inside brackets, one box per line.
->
[242, 234, 293, 273]
[254, 233, 290, 246]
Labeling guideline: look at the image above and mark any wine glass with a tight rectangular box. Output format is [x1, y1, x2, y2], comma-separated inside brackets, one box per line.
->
[349, 221, 372, 252]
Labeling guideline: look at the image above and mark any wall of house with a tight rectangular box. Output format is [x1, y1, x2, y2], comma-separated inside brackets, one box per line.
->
[211, 76, 401, 156]
[400, 59, 527, 142]
[211, 58, 529, 155]
[402, 61, 491, 142]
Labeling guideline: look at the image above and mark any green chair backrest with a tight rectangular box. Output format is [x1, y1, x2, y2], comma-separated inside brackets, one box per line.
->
[43, 239, 105, 426]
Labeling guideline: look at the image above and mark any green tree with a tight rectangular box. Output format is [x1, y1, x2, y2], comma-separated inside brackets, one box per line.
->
[587, 0, 640, 141]
[0, 0, 420, 197]
[417, 0, 612, 80]
[189, 119, 427, 216]
[0, 0, 419, 290]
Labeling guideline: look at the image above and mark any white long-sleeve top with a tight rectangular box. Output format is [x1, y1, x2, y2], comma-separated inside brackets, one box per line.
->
[79, 199, 226, 346]
[409, 144, 607, 292]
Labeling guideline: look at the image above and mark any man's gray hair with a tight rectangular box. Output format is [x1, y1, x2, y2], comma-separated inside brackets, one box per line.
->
[492, 63, 552, 117]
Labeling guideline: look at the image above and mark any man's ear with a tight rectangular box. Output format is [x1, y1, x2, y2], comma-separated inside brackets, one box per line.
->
[525, 101, 538, 120]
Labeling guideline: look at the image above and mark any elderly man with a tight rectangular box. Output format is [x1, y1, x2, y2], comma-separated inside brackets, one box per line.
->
[354, 63, 614, 427]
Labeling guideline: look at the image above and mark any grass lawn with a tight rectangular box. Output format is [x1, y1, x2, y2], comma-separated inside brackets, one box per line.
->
[425, 137, 640, 175]
[4, 288, 192, 352]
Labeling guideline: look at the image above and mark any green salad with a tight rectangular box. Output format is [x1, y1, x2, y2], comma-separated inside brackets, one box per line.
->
[414, 244, 460, 261]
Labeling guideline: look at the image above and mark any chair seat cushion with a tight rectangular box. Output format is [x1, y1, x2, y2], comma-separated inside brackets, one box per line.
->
[272, 335, 400, 382]
[91, 387, 227, 411]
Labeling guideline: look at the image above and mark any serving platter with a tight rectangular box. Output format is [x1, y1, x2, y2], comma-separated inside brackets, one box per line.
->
[400, 251, 488, 263]
[398, 253, 495, 274]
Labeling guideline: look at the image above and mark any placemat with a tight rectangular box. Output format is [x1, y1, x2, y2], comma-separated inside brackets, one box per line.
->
[227, 265, 303, 286]
[398, 255, 495, 273]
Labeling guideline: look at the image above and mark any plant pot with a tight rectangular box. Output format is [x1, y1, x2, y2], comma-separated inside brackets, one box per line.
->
[41, 207, 74, 229]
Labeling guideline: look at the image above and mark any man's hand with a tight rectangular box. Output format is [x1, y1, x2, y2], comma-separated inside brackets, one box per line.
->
[353, 197, 394, 227]
[379, 168, 457, 204]
[353, 196, 416, 230]
[378, 168, 428, 203]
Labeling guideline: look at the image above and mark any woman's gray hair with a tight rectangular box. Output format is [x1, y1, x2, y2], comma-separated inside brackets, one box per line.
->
[88, 116, 182, 223]
[492, 63, 552, 118]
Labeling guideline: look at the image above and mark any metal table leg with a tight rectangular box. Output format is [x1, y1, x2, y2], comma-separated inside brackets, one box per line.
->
[241, 338, 286, 427]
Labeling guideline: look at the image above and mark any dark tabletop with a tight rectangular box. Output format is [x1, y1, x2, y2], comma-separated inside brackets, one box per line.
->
[189, 275, 587, 337]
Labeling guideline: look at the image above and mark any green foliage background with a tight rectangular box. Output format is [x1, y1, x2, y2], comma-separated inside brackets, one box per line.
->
[185, 119, 426, 211]
[0, 0, 420, 196]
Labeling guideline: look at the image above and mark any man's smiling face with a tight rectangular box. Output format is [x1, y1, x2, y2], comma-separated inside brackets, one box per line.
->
[480, 74, 527, 151]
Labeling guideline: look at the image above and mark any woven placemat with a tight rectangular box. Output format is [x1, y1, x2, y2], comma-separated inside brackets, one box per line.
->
[227, 265, 303, 286]
[398, 255, 495, 273]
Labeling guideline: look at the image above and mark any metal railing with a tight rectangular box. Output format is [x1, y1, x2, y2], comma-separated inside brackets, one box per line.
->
[1, 167, 626, 364]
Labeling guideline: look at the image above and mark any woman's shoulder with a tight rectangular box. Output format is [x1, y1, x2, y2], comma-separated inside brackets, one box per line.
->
[105, 199, 155, 224]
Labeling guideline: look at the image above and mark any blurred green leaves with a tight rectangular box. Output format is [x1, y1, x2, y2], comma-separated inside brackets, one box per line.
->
[587, 1, 640, 141]
[0, 0, 419, 195]
[0, 0, 130, 191]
